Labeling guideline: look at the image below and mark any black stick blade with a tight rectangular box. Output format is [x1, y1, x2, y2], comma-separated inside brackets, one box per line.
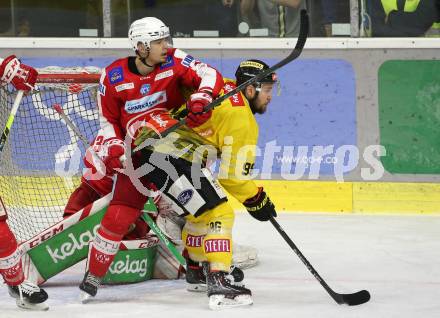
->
[341, 290, 371, 306]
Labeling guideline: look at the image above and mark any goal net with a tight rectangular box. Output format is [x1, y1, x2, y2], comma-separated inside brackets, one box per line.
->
[0, 67, 101, 242]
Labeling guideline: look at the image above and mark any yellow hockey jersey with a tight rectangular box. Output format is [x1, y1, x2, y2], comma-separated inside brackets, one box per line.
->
[192, 78, 259, 203]
[135, 78, 260, 203]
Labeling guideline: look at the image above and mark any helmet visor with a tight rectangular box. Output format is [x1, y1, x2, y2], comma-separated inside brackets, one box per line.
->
[149, 35, 173, 48]
[257, 72, 280, 96]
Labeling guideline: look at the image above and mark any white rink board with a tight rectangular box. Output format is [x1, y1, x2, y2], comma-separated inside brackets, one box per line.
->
[1, 212, 439, 318]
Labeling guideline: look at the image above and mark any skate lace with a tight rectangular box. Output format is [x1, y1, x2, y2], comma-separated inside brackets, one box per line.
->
[85, 274, 102, 287]
[18, 281, 40, 301]
[212, 272, 248, 292]
[214, 272, 233, 286]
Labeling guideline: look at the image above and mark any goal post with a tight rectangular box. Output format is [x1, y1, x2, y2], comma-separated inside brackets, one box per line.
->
[0, 66, 101, 242]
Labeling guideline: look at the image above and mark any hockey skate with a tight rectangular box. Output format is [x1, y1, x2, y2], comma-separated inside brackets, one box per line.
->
[79, 271, 102, 303]
[8, 281, 49, 311]
[185, 259, 208, 292]
[186, 259, 244, 293]
[207, 271, 252, 310]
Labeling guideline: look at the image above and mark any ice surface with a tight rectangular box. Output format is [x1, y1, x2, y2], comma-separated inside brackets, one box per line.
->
[1, 213, 439, 318]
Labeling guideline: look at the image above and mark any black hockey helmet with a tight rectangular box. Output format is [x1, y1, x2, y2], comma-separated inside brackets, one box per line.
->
[235, 59, 277, 87]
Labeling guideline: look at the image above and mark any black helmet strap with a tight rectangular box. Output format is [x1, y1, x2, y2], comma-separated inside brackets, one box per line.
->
[136, 47, 154, 68]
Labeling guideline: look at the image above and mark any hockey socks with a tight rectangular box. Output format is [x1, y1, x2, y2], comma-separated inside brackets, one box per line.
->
[87, 228, 122, 278]
[0, 223, 24, 286]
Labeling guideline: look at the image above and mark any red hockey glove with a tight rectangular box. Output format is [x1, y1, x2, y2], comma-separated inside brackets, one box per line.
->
[186, 90, 213, 128]
[103, 138, 126, 173]
[243, 187, 277, 222]
[0, 55, 38, 91]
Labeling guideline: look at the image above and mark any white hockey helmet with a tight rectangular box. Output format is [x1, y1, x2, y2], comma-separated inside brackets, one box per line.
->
[128, 17, 171, 51]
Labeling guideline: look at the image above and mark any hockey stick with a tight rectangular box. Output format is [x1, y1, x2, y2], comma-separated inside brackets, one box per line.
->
[269, 216, 371, 306]
[141, 212, 186, 266]
[0, 90, 25, 220]
[53, 104, 187, 266]
[157, 9, 309, 138]
[0, 90, 24, 153]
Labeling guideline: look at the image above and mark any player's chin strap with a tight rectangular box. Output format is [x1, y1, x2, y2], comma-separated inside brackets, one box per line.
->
[140, 57, 154, 68]
[136, 49, 154, 68]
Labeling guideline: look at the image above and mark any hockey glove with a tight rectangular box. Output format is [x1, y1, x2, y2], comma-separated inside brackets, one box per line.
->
[186, 90, 213, 128]
[0, 55, 38, 91]
[102, 138, 126, 173]
[243, 187, 277, 222]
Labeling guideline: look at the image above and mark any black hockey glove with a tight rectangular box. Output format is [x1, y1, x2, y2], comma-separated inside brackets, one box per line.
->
[243, 187, 277, 222]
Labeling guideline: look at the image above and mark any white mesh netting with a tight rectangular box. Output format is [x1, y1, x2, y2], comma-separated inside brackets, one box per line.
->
[0, 66, 101, 241]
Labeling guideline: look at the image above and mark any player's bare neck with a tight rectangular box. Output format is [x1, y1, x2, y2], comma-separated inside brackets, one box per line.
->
[135, 57, 155, 76]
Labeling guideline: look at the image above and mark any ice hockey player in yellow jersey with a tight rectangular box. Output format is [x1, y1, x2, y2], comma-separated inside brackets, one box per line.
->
[135, 59, 278, 310]
[192, 60, 277, 203]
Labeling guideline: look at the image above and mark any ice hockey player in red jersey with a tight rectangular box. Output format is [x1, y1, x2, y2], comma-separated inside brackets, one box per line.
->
[79, 16, 224, 302]
[0, 55, 49, 310]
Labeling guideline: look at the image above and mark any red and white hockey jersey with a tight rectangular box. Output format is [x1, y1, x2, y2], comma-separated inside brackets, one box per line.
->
[97, 48, 223, 143]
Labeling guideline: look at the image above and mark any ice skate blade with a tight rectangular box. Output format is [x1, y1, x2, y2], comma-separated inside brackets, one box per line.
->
[186, 283, 207, 292]
[209, 294, 253, 310]
[80, 291, 94, 304]
[16, 299, 49, 311]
